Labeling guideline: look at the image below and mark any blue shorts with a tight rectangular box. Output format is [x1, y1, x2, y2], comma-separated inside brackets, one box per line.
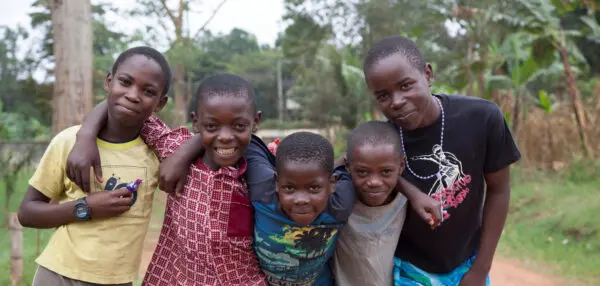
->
[393, 253, 491, 286]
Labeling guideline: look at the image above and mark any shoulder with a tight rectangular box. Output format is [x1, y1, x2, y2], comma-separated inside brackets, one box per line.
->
[53, 125, 81, 142]
[46, 125, 81, 151]
[441, 94, 503, 122]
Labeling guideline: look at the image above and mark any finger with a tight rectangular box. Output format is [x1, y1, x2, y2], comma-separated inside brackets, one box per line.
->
[112, 188, 133, 198]
[114, 205, 131, 214]
[93, 159, 103, 183]
[66, 163, 75, 184]
[431, 203, 443, 225]
[415, 208, 433, 225]
[75, 167, 85, 192]
[81, 165, 91, 193]
[116, 196, 134, 207]
[175, 178, 185, 197]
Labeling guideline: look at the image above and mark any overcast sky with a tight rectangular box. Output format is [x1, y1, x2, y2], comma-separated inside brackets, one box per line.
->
[0, 0, 285, 80]
[0, 0, 285, 48]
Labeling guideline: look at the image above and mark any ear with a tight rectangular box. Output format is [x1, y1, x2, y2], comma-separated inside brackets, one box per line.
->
[104, 73, 112, 92]
[190, 111, 200, 133]
[154, 96, 168, 113]
[252, 110, 263, 133]
[398, 155, 407, 176]
[424, 63, 434, 87]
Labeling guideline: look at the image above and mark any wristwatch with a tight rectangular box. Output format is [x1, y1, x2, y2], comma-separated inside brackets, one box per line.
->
[73, 197, 91, 221]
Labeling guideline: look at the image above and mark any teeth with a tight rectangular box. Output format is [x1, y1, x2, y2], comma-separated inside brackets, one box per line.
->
[216, 148, 235, 155]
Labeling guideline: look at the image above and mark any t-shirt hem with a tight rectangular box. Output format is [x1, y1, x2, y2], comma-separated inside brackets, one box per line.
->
[36, 258, 135, 284]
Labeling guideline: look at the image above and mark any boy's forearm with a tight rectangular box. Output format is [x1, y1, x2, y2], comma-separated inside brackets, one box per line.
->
[18, 188, 78, 228]
[170, 134, 205, 163]
[396, 177, 421, 198]
[20, 201, 78, 228]
[472, 173, 511, 273]
[77, 100, 108, 138]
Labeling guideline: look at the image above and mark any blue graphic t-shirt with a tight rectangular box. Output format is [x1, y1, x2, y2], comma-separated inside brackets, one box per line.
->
[244, 135, 355, 286]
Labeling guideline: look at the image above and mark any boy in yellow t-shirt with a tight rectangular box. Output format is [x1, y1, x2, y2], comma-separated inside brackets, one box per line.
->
[17, 46, 171, 286]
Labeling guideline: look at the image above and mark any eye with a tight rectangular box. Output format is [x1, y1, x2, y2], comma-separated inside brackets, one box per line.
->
[234, 123, 248, 131]
[375, 93, 389, 101]
[204, 123, 218, 132]
[400, 83, 413, 91]
[382, 168, 393, 175]
[309, 185, 322, 193]
[118, 78, 131, 86]
[281, 186, 294, 193]
[356, 170, 368, 177]
[144, 89, 157, 96]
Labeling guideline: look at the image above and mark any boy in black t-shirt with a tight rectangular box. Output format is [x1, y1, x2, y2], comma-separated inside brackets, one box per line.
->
[363, 35, 521, 285]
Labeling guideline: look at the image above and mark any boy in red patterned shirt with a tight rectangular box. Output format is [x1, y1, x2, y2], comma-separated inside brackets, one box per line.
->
[67, 74, 267, 285]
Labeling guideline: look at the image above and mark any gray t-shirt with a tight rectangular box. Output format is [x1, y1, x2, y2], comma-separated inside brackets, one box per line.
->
[333, 193, 407, 286]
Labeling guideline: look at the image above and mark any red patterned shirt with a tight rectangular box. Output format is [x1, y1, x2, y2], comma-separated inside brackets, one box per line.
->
[140, 116, 266, 286]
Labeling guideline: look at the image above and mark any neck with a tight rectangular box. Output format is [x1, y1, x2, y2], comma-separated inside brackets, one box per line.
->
[417, 95, 441, 129]
[202, 153, 221, 171]
[98, 116, 141, 143]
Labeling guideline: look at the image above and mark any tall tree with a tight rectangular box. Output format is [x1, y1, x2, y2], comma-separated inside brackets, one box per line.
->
[49, 0, 93, 135]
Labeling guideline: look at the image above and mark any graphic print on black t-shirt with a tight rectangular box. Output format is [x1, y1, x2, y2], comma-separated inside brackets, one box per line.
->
[411, 144, 471, 221]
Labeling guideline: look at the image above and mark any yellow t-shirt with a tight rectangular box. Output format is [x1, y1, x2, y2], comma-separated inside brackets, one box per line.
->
[30, 125, 159, 284]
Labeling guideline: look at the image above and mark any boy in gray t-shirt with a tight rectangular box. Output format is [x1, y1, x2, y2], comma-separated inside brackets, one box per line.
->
[334, 121, 415, 286]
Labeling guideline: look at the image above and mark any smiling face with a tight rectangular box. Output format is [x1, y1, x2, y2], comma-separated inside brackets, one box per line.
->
[105, 54, 167, 129]
[191, 94, 260, 170]
[277, 161, 335, 226]
[366, 54, 438, 131]
[348, 143, 404, 207]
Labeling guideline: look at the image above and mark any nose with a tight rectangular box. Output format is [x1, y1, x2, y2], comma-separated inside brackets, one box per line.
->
[366, 176, 383, 188]
[124, 89, 142, 103]
[390, 92, 406, 110]
[293, 192, 309, 205]
[217, 127, 234, 143]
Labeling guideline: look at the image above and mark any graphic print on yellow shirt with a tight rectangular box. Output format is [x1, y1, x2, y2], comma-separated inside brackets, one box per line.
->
[29, 126, 159, 284]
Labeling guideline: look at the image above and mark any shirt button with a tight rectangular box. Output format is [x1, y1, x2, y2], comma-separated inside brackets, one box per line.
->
[209, 210, 217, 215]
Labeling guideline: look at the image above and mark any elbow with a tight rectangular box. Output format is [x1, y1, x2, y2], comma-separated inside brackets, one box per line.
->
[17, 204, 35, 228]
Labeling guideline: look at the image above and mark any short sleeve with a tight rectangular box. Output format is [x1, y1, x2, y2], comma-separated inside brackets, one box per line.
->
[326, 166, 356, 222]
[244, 135, 277, 203]
[484, 105, 521, 173]
[140, 115, 193, 160]
[29, 127, 74, 200]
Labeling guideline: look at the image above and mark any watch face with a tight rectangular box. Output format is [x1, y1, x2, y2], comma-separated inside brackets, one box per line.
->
[75, 204, 89, 219]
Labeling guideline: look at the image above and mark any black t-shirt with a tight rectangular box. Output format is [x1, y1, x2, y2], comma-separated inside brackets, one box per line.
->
[395, 94, 521, 273]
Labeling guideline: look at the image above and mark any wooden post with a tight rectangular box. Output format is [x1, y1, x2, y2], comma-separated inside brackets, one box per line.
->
[9, 213, 22, 286]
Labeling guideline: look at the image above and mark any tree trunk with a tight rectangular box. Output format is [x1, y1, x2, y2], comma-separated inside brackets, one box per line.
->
[50, 0, 93, 135]
[558, 46, 593, 157]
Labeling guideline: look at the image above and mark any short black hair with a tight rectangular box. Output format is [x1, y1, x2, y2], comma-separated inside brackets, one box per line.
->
[275, 132, 334, 174]
[346, 120, 403, 163]
[195, 73, 256, 112]
[363, 35, 425, 74]
[112, 46, 172, 96]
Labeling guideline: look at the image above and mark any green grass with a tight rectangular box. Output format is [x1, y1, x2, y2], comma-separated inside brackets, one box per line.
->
[498, 164, 600, 285]
[0, 169, 54, 286]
